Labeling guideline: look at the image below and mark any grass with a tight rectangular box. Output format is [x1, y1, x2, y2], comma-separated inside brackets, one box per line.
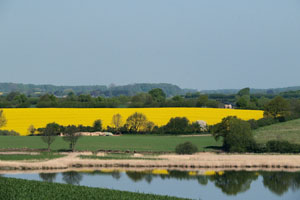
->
[0, 135, 222, 152]
[0, 177, 188, 200]
[254, 118, 300, 144]
[0, 153, 65, 161]
[79, 154, 162, 160]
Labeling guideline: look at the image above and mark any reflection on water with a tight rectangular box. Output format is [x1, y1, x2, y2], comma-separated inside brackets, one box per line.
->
[3, 170, 300, 200]
[62, 171, 82, 185]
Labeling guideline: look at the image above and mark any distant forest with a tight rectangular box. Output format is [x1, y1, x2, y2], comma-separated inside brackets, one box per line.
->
[0, 83, 196, 97]
[0, 83, 300, 110]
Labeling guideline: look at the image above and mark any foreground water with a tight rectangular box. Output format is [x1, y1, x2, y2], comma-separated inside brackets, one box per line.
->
[2, 170, 300, 200]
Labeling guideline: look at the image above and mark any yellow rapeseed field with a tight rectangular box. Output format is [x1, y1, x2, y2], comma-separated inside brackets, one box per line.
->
[0, 108, 263, 135]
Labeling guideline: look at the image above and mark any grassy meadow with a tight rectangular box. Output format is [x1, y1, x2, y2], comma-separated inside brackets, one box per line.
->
[0, 153, 65, 161]
[254, 118, 300, 144]
[0, 108, 263, 135]
[0, 135, 222, 152]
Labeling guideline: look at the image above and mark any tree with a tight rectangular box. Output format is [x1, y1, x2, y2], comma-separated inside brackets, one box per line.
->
[236, 96, 249, 108]
[63, 125, 80, 152]
[0, 110, 7, 128]
[237, 88, 250, 96]
[41, 123, 60, 151]
[126, 112, 148, 133]
[93, 119, 102, 132]
[37, 94, 58, 107]
[148, 88, 166, 103]
[111, 114, 123, 131]
[264, 96, 290, 119]
[212, 116, 255, 152]
[164, 117, 189, 134]
[27, 125, 36, 135]
[196, 95, 209, 107]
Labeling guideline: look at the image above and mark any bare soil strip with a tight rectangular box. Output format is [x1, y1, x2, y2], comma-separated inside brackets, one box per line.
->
[1, 152, 300, 172]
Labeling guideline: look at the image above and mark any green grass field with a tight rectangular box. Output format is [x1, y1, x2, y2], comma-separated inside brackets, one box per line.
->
[0, 153, 65, 161]
[254, 118, 300, 144]
[0, 135, 221, 152]
[0, 177, 188, 200]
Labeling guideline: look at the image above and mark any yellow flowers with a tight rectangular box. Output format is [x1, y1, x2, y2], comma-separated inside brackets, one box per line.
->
[152, 169, 169, 175]
[204, 170, 224, 176]
[0, 108, 263, 135]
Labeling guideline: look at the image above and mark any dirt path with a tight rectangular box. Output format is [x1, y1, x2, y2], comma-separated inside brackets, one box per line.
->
[1, 152, 300, 172]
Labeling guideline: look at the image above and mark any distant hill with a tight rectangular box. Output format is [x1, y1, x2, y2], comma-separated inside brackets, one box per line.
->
[201, 86, 300, 95]
[0, 83, 196, 97]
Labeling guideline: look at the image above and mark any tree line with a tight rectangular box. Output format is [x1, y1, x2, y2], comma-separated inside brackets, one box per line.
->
[1, 87, 300, 110]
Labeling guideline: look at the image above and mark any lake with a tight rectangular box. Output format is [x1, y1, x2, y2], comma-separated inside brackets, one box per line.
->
[2, 169, 300, 200]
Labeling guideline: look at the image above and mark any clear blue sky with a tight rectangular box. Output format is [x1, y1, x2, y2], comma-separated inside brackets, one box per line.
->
[0, 0, 299, 90]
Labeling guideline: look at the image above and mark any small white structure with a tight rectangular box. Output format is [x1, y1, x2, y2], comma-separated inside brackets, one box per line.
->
[60, 132, 114, 136]
[224, 104, 233, 109]
[195, 120, 208, 132]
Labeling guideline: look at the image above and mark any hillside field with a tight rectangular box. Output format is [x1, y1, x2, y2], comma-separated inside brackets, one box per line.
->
[254, 118, 300, 144]
[0, 108, 263, 135]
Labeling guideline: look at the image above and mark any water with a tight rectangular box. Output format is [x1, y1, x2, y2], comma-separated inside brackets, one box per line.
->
[2, 170, 300, 200]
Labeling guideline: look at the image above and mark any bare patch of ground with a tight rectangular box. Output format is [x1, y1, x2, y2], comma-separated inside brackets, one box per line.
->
[1, 152, 300, 172]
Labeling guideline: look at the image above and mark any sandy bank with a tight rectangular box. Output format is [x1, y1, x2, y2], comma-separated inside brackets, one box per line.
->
[1, 152, 300, 172]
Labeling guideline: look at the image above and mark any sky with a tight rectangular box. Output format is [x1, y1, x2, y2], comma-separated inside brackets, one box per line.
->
[0, 0, 300, 90]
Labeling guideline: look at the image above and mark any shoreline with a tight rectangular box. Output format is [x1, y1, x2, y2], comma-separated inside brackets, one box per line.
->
[1, 152, 300, 172]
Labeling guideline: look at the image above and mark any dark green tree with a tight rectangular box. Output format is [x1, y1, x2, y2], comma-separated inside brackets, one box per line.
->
[93, 119, 102, 132]
[41, 123, 60, 151]
[63, 125, 80, 152]
[264, 96, 290, 119]
[196, 95, 209, 107]
[212, 116, 255, 152]
[237, 88, 250, 96]
[148, 88, 166, 103]
[164, 117, 189, 134]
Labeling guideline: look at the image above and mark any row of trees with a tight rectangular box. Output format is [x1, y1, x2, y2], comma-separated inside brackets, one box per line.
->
[0, 88, 222, 108]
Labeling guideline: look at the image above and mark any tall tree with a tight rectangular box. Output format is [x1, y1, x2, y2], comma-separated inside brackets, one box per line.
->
[41, 123, 60, 151]
[63, 125, 80, 152]
[93, 120, 102, 132]
[126, 112, 148, 133]
[111, 113, 123, 131]
[0, 110, 7, 128]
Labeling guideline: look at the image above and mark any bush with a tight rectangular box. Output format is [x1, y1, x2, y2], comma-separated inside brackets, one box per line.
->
[175, 142, 198, 154]
[256, 117, 278, 128]
[266, 140, 300, 153]
[247, 119, 259, 129]
[0, 130, 20, 136]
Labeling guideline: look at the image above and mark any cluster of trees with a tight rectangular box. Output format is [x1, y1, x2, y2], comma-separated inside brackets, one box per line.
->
[1, 86, 300, 110]
[40, 123, 82, 152]
[211, 96, 300, 153]
[0, 83, 195, 97]
[0, 89, 221, 108]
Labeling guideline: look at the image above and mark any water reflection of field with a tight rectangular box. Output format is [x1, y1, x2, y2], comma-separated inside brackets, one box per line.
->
[34, 170, 300, 196]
